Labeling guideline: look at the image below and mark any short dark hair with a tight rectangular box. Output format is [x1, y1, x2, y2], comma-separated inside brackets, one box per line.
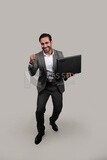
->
[39, 33, 52, 42]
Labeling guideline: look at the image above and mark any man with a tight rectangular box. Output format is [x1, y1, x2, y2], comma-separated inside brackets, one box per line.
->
[28, 33, 73, 144]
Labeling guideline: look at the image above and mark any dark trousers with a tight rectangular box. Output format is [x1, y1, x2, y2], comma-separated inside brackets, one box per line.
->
[36, 83, 63, 134]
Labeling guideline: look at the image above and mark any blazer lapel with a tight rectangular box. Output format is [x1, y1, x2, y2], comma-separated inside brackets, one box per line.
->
[39, 51, 46, 72]
[53, 49, 58, 73]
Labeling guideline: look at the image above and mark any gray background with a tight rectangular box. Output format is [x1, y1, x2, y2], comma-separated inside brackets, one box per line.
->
[0, 0, 107, 160]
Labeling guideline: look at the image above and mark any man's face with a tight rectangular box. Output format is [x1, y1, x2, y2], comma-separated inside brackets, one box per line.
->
[40, 37, 52, 53]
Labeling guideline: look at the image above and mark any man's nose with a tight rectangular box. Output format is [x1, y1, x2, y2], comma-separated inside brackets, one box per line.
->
[43, 44, 47, 48]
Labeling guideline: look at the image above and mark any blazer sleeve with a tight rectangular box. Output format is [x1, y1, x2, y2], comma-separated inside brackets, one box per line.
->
[28, 54, 39, 76]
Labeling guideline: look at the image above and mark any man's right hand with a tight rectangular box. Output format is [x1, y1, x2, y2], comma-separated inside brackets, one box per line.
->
[29, 54, 36, 64]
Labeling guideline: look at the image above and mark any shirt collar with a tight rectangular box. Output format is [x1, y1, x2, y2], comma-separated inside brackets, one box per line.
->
[43, 49, 54, 56]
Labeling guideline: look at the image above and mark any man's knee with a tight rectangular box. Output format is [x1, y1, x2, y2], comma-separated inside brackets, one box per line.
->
[54, 105, 63, 114]
[36, 108, 46, 115]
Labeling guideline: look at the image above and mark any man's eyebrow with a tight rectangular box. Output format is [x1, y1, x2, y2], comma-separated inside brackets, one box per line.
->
[41, 42, 49, 45]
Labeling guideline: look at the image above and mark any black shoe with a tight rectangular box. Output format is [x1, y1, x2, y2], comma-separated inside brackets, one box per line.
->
[49, 118, 58, 131]
[35, 133, 44, 145]
[50, 122, 58, 131]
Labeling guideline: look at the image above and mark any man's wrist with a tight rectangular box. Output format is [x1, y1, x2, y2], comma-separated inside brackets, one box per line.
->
[29, 62, 34, 68]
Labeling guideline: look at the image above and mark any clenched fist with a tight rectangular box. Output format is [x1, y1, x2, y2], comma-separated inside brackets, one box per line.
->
[29, 54, 36, 64]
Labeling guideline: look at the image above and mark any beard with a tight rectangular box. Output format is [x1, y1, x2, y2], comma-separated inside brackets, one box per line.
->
[42, 46, 51, 53]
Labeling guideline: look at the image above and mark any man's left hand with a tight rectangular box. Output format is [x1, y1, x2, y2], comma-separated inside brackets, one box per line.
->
[66, 72, 74, 79]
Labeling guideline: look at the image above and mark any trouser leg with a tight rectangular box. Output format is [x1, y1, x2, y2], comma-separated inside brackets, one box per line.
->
[50, 88, 63, 124]
[36, 90, 50, 134]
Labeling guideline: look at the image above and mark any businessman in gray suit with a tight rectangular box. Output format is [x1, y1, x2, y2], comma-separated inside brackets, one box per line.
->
[28, 33, 73, 144]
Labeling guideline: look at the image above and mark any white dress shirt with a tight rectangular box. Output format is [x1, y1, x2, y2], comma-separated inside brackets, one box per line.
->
[43, 51, 54, 82]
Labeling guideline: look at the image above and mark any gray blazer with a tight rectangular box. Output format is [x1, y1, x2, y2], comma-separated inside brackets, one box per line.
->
[28, 49, 67, 93]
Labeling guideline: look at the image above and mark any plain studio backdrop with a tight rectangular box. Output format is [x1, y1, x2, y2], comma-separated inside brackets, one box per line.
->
[0, 0, 107, 160]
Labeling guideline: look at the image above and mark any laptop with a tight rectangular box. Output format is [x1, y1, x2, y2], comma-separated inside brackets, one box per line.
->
[57, 55, 81, 74]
